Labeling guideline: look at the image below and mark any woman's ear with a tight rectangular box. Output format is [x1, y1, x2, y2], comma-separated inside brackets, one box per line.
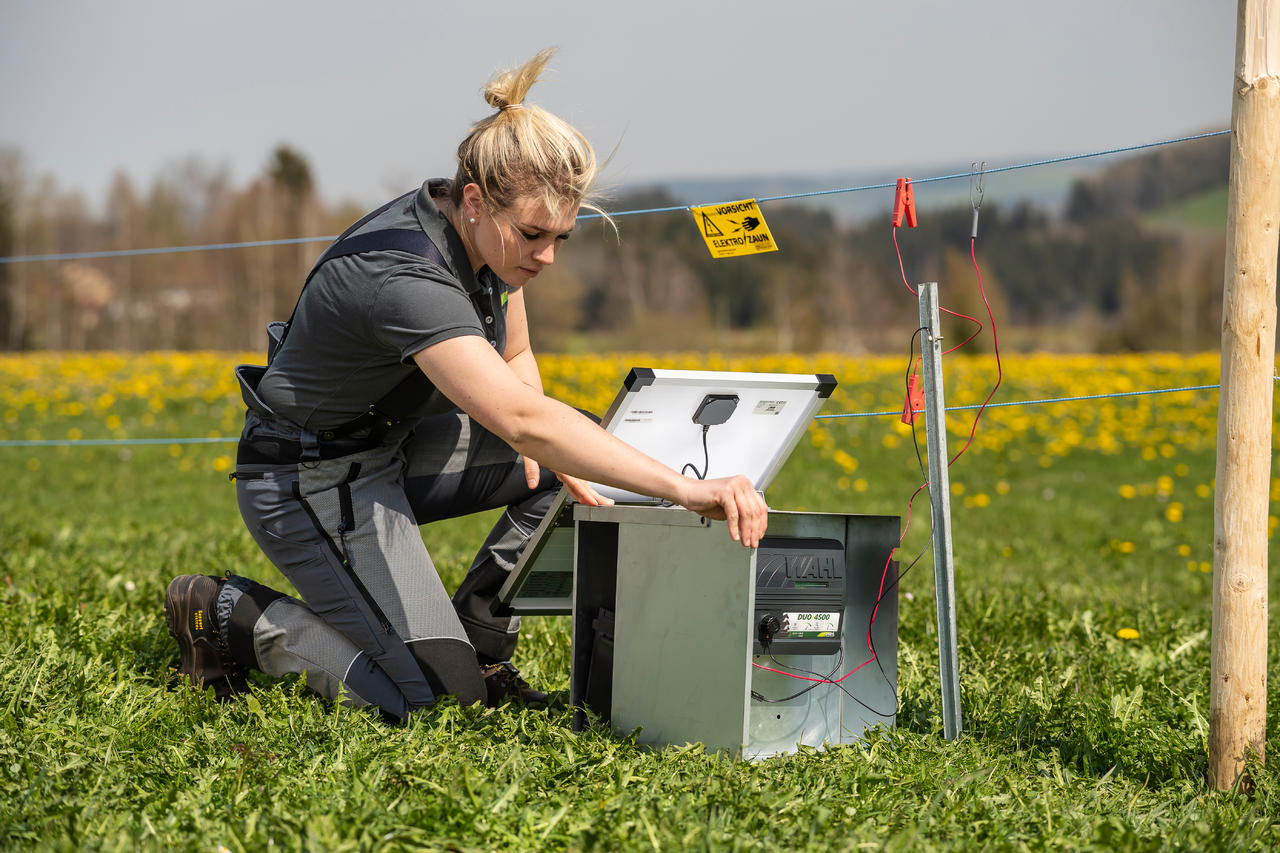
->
[461, 182, 485, 220]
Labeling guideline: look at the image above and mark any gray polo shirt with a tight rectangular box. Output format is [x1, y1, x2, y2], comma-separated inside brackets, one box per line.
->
[257, 180, 511, 431]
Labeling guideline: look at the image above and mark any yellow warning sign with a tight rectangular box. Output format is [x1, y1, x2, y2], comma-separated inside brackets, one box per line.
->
[690, 199, 778, 259]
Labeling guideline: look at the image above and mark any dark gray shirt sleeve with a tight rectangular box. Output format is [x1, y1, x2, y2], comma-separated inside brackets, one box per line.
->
[370, 268, 487, 364]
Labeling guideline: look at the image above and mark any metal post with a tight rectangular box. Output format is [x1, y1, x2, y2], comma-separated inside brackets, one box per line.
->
[918, 282, 962, 740]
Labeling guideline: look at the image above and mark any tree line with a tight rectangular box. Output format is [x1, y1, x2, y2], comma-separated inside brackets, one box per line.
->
[0, 136, 1239, 354]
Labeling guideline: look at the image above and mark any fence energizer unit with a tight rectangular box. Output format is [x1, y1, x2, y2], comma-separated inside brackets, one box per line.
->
[497, 368, 900, 759]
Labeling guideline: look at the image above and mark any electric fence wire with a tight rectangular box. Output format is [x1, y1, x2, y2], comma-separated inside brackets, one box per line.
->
[814, 381, 1240, 421]
[0, 379, 1269, 448]
[0, 129, 1231, 265]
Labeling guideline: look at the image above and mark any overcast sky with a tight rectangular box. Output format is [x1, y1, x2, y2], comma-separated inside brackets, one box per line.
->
[1, 0, 1236, 209]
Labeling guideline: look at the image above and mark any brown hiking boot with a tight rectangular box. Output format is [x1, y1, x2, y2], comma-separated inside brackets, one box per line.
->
[164, 574, 246, 700]
[481, 661, 549, 709]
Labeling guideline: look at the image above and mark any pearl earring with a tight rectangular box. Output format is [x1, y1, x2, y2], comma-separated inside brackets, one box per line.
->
[468, 217, 476, 225]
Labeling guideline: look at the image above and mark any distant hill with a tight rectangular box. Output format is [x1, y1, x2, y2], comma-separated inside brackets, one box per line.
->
[1065, 132, 1230, 223]
[1143, 185, 1229, 233]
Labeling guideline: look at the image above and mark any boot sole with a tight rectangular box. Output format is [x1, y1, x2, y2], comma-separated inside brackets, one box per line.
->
[164, 574, 200, 682]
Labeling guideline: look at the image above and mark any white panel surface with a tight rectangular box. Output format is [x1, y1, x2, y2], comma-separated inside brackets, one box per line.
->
[591, 369, 834, 503]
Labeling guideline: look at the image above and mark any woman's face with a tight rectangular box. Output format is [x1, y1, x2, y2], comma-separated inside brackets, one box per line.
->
[470, 192, 578, 287]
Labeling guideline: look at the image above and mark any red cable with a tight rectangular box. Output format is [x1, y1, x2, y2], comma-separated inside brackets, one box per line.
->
[945, 237, 1003, 466]
[756, 233, 1002, 689]
[892, 226, 916, 296]
[893, 226, 983, 354]
[751, 481, 928, 685]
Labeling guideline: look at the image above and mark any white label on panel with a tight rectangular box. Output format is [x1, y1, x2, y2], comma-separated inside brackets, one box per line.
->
[783, 611, 841, 637]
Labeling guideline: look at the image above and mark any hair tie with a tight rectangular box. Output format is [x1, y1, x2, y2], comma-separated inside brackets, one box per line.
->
[500, 103, 524, 112]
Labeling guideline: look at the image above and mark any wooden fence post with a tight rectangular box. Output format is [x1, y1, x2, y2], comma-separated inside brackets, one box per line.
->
[1209, 0, 1280, 791]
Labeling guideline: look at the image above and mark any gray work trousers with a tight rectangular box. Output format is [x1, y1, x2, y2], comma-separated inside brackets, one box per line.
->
[226, 409, 558, 721]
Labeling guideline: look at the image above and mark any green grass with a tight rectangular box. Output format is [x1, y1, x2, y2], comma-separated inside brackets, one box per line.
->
[2, 354, 1279, 851]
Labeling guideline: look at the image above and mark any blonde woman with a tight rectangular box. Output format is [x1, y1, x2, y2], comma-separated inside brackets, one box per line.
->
[165, 49, 767, 722]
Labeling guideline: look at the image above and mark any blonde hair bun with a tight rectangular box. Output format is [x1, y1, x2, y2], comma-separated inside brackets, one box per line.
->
[452, 48, 606, 222]
[483, 47, 553, 113]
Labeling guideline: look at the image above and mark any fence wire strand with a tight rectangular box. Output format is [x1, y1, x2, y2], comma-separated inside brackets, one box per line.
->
[0, 380, 1253, 448]
[0, 129, 1231, 264]
[0, 127, 1251, 451]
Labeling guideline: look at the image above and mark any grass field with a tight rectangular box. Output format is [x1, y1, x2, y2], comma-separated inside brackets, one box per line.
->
[1, 351, 1278, 851]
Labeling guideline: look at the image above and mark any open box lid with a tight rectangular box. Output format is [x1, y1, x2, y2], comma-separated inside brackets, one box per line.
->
[495, 367, 836, 614]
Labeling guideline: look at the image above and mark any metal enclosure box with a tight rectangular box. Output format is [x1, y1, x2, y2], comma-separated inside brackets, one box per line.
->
[549, 505, 899, 759]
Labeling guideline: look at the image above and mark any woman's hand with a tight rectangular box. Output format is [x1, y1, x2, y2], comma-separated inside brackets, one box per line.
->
[523, 456, 615, 507]
[674, 475, 769, 548]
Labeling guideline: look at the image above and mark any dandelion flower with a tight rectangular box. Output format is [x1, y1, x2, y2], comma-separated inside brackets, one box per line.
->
[1116, 628, 1140, 640]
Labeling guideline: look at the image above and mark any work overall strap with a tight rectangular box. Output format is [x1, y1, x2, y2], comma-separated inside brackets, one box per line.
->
[270, 190, 449, 361]
[264, 193, 454, 449]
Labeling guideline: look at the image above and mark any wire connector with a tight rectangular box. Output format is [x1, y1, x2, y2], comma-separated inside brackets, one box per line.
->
[969, 162, 985, 239]
[892, 178, 917, 228]
[901, 370, 925, 425]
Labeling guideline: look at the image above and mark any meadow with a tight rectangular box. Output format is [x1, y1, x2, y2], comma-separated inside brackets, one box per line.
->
[1, 350, 1277, 851]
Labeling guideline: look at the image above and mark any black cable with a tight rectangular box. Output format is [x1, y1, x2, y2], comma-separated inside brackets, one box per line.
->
[681, 424, 711, 480]
[748, 544, 929, 717]
[761, 539, 931, 718]
[907, 327, 929, 481]
[753, 647, 898, 718]
[804, 326, 932, 718]
[866, 534, 932, 717]
[749, 327, 937, 719]
[751, 649, 844, 704]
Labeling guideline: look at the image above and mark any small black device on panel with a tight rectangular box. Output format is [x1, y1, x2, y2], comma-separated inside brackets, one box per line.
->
[692, 394, 739, 426]
[753, 537, 845, 655]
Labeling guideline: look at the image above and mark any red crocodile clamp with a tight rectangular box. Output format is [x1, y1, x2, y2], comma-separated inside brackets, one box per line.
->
[892, 178, 917, 228]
